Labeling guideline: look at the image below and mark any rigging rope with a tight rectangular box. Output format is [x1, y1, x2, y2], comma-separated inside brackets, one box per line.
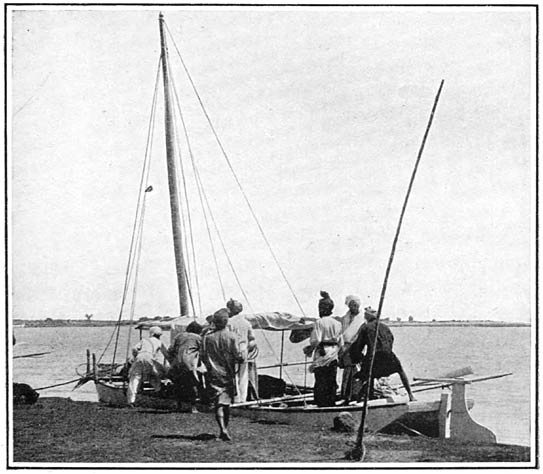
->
[172, 152, 194, 310]
[99, 59, 162, 366]
[169, 75, 202, 316]
[195, 163, 253, 310]
[111, 199, 146, 368]
[124, 193, 150, 362]
[169, 72, 226, 302]
[183, 260, 197, 317]
[165, 23, 306, 318]
[34, 378, 82, 391]
[163, 39, 304, 399]
[168, 74, 250, 309]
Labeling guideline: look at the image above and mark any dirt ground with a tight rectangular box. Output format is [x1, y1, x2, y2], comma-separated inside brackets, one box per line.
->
[12, 397, 531, 464]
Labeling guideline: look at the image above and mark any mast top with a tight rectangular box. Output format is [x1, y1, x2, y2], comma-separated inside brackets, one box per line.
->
[159, 12, 164, 21]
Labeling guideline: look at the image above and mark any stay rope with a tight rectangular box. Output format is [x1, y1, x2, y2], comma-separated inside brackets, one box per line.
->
[124, 192, 150, 362]
[169, 72, 250, 308]
[164, 27, 305, 399]
[169, 75, 226, 301]
[165, 23, 306, 318]
[169, 76, 202, 316]
[99, 59, 161, 366]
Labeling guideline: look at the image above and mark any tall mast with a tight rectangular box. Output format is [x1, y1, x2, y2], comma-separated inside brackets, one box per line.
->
[158, 12, 190, 317]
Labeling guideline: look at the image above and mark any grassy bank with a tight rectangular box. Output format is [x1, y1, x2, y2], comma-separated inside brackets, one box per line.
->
[12, 398, 530, 464]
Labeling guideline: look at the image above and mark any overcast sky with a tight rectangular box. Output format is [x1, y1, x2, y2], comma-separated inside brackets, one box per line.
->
[10, 6, 534, 321]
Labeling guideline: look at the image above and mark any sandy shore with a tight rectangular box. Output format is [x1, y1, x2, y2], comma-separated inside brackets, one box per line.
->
[12, 397, 530, 464]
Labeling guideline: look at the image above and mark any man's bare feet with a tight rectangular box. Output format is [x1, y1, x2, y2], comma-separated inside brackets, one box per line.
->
[219, 431, 232, 441]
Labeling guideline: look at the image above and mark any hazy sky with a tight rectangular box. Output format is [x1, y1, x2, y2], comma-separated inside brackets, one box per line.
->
[9, 6, 534, 321]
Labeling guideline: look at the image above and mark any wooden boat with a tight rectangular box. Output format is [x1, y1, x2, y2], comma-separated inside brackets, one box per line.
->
[77, 13, 504, 444]
[230, 376, 497, 442]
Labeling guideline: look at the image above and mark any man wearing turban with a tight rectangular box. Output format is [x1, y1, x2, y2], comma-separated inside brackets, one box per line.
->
[126, 326, 169, 407]
[336, 295, 365, 404]
[350, 307, 416, 402]
[201, 308, 245, 441]
[304, 291, 343, 407]
[167, 321, 204, 413]
[226, 298, 257, 403]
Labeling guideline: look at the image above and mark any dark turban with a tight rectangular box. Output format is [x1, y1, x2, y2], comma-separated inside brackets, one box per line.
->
[186, 321, 203, 335]
[226, 298, 243, 316]
[318, 290, 334, 316]
[213, 308, 230, 329]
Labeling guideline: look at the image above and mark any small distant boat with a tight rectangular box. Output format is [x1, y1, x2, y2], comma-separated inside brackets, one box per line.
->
[77, 13, 506, 445]
[13, 323, 25, 328]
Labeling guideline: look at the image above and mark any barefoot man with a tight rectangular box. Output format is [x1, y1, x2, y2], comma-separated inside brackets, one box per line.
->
[201, 308, 245, 441]
[350, 307, 416, 401]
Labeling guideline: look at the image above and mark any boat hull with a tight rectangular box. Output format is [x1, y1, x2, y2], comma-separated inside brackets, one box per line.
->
[95, 379, 177, 410]
[95, 380, 478, 440]
[232, 399, 432, 434]
[231, 398, 475, 437]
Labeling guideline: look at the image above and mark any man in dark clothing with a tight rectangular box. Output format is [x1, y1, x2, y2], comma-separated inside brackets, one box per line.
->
[201, 308, 244, 441]
[350, 307, 415, 401]
[168, 321, 204, 413]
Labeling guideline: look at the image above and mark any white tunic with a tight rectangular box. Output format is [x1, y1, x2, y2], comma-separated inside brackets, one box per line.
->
[308, 316, 343, 371]
[338, 311, 365, 345]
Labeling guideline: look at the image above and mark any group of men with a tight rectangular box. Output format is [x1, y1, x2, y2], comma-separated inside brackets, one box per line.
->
[306, 291, 416, 406]
[126, 299, 255, 441]
[125, 291, 415, 440]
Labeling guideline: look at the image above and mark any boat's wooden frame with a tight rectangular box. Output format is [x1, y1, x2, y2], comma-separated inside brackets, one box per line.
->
[230, 383, 485, 441]
[94, 378, 178, 410]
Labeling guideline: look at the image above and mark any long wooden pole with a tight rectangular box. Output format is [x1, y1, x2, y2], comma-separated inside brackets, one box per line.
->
[348, 80, 444, 461]
[279, 330, 285, 379]
[259, 360, 311, 370]
[158, 13, 190, 317]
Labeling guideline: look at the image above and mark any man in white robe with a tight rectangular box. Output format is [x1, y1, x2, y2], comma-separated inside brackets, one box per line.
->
[126, 326, 169, 406]
[226, 299, 256, 403]
[336, 295, 365, 403]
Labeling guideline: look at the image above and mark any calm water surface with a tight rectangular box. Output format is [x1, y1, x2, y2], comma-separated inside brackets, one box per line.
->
[12, 325, 531, 446]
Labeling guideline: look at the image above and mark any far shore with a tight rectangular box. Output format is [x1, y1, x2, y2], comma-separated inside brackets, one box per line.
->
[12, 318, 531, 329]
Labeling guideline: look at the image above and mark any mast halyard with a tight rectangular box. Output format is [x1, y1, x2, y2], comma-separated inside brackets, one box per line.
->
[158, 13, 190, 317]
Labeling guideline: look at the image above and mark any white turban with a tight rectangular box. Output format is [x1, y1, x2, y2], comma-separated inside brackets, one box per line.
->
[345, 295, 361, 306]
[149, 326, 162, 337]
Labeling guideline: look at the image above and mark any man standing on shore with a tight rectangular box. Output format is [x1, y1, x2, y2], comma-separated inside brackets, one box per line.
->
[226, 298, 257, 403]
[201, 308, 245, 441]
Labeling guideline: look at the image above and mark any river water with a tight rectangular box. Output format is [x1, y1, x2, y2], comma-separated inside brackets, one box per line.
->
[12, 325, 531, 447]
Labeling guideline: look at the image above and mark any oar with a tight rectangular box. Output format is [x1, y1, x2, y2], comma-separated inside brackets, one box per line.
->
[467, 372, 513, 384]
[412, 372, 513, 394]
[389, 366, 473, 391]
[411, 366, 474, 387]
[259, 360, 312, 370]
[13, 351, 53, 359]
[232, 392, 313, 409]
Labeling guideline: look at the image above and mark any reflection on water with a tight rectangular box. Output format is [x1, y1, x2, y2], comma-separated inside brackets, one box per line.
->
[12, 325, 531, 446]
